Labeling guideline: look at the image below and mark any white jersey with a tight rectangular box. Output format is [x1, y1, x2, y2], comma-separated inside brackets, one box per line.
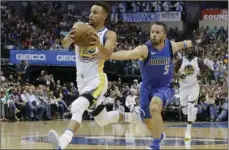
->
[75, 27, 109, 95]
[178, 57, 200, 87]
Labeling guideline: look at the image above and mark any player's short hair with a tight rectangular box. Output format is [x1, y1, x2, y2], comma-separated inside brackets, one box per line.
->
[94, 1, 111, 14]
[94, 1, 111, 24]
[153, 22, 168, 34]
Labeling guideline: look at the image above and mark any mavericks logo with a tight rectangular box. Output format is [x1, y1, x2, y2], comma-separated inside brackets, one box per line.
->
[184, 65, 194, 75]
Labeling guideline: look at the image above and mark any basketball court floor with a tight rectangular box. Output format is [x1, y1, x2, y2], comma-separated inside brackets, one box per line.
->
[1, 120, 228, 149]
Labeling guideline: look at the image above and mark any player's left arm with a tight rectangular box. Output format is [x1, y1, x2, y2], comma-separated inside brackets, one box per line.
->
[90, 30, 117, 60]
[171, 40, 193, 53]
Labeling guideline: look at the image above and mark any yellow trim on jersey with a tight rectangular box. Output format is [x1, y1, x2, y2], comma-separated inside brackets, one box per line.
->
[92, 60, 105, 103]
[79, 46, 97, 58]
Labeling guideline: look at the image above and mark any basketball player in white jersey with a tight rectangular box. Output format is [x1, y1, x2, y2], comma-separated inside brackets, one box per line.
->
[174, 49, 208, 140]
[47, 2, 139, 149]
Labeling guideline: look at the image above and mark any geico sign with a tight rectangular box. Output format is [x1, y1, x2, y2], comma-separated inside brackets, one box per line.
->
[16, 54, 46, 60]
[56, 55, 76, 61]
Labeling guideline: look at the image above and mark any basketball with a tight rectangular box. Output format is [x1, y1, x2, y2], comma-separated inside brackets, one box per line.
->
[73, 23, 96, 47]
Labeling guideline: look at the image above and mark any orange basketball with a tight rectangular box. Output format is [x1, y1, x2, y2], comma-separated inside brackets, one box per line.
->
[73, 23, 95, 47]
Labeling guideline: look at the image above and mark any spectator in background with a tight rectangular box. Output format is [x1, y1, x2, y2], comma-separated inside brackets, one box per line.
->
[69, 82, 79, 99]
[37, 85, 53, 120]
[11, 87, 25, 120]
[0, 90, 8, 121]
[61, 84, 71, 106]
[56, 80, 62, 89]
[47, 90, 63, 119]
[131, 79, 140, 90]
[113, 100, 125, 113]
[210, 89, 227, 120]
[105, 88, 116, 111]
[125, 88, 137, 112]
[26, 88, 45, 121]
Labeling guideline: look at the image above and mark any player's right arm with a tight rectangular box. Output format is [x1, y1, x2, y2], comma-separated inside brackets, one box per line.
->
[174, 59, 184, 79]
[110, 45, 148, 60]
[61, 22, 83, 48]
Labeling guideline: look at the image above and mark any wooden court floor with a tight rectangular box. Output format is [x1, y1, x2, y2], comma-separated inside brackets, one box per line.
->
[1, 120, 228, 149]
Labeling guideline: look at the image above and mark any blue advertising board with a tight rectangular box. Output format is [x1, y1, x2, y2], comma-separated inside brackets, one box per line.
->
[10, 50, 76, 66]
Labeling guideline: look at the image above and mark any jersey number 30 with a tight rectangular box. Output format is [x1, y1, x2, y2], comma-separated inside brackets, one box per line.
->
[164, 65, 170, 75]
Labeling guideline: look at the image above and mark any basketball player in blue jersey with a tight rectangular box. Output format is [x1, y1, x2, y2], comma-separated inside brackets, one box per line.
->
[110, 22, 192, 149]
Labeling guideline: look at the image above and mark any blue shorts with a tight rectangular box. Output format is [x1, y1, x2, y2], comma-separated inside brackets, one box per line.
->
[140, 84, 174, 119]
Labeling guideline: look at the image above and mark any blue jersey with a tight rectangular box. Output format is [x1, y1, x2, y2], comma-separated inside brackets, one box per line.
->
[139, 39, 173, 89]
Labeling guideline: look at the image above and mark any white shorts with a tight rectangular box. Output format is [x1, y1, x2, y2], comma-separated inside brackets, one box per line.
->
[179, 84, 200, 107]
[77, 73, 108, 105]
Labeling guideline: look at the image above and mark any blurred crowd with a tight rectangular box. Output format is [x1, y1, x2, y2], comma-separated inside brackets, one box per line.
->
[1, 69, 80, 121]
[0, 69, 141, 122]
[1, 1, 228, 122]
[1, 1, 182, 51]
[110, 1, 184, 13]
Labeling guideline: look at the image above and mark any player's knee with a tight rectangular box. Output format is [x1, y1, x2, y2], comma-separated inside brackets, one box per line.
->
[71, 96, 90, 113]
[71, 96, 90, 123]
[188, 102, 194, 110]
[150, 97, 163, 113]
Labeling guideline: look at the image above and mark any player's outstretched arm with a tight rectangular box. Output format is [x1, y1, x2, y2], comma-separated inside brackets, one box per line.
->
[90, 30, 117, 60]
[171, 40, 192, 53]
[111, 45, 147, 60]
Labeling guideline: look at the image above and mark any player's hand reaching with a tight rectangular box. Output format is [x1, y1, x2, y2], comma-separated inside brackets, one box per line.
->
[62, 28, 76, 48]
[67, 28, 76, 41]
[90, 32, 101, 47]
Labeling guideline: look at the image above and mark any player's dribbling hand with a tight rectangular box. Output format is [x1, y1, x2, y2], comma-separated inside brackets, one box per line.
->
[90, 32, 101, 47]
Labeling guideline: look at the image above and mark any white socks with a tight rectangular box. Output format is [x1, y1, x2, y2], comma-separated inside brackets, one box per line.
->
[187, 103, 194, 122]
[192, 107, 198, 122]
[186, 124, 192, 131]
[186, 102, 198, 131]
[59, 129, 74, 149]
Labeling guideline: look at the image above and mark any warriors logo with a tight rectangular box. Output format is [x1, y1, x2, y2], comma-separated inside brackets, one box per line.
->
[78, 46, 97, 62]
[184, 65, 194, 75]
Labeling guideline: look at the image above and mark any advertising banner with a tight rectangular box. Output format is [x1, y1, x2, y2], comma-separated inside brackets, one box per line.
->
[117, 11, 181, 22]
[201, 9, 228, 20]
[10, 50, 76, 66]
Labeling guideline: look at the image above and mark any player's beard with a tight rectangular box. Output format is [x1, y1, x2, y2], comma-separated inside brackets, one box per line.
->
[187, 52, 194, 60]
[150, 38, 163, 46]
